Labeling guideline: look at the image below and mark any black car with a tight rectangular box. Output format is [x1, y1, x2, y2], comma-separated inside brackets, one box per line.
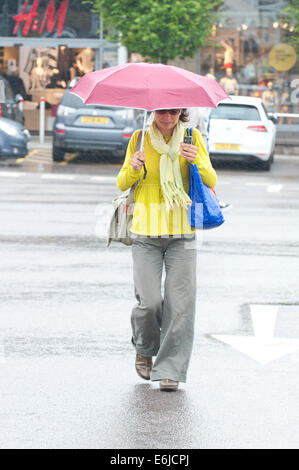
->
[0, 116, 30, 160]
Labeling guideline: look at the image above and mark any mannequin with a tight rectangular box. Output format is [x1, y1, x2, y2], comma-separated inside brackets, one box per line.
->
[4, 66, 28, 99]
[262, 81, 278, 113]
[219, 67, 239, 95]
[30, 57, 48, 90]
[221, 39, 234, 70]
[206, 67, 216, 80]
[76, 48, 95, 74]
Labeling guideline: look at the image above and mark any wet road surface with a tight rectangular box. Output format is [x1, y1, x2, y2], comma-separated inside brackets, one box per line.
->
[0, 154, 299, 448]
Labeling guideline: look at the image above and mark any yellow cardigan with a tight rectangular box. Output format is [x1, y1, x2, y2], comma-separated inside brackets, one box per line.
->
[116, 127, 217, 236]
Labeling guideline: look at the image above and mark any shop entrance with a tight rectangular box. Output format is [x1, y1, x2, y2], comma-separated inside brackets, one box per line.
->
[0, 40, 116, 132]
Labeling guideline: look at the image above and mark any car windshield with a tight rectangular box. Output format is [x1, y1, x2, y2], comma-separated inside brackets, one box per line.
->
[210, 104, 261, 121]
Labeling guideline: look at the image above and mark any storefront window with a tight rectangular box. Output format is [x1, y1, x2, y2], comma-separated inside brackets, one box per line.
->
[0, 1, 121, 132]
[200, 0, 299, 123]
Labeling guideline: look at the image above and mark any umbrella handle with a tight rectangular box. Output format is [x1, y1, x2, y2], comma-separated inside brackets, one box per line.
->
[140, 109, 147, 179]
[140, 109, 147, 151]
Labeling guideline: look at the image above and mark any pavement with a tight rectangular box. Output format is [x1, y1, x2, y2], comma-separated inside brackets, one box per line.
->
[28, 135, 53, 150]
[0, 156, 299, 449]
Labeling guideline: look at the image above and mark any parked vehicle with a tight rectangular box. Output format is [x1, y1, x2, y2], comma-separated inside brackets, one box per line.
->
[209, 96, 277, 170]
[0, 76, 24, 125]
[52, 83, 143, 162]
[0, 117, 30, 160]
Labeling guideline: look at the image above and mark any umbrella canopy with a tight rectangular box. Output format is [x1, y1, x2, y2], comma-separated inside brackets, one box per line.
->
[70, 62, 229, 111]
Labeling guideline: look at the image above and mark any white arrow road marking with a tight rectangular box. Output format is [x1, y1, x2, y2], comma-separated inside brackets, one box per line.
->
[211, 305, 299, 365]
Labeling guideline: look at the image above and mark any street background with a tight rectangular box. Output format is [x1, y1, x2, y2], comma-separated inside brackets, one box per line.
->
[0, 149, 298, 449]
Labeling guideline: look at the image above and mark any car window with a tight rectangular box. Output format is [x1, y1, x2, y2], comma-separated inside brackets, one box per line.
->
[3, 79, 15, 104]
[0, 79, 5, 103]
[210, 104, 261, 121]
[61, 91, 85, 108]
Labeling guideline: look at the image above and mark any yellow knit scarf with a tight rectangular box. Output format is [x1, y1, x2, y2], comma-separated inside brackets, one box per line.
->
[149, 120, 192, 211]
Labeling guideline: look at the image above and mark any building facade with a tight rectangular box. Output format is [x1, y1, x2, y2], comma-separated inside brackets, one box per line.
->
[0, 0, 119, 130]
[184, 0, 299, 121]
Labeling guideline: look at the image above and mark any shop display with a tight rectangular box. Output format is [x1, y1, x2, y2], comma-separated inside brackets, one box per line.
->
[262, 81, 279, 113]
[75, 48, 95, 75]
[0, 45, 97, 130]
[221, 39, 235, 70]
[200, 0, 298, 119]
[219, 68, 239, 95]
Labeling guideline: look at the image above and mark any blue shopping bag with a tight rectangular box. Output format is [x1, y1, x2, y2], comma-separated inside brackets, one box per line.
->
[186, 128, 225, 230]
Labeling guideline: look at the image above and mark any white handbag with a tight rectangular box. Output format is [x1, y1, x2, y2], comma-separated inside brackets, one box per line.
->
[107, 131, 142, 247]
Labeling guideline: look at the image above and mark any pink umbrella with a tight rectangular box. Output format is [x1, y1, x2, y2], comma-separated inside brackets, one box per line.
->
[70, 62, 229, 150]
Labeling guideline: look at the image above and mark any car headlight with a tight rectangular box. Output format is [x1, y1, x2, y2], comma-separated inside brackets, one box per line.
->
[0, 121, 20, 137]
[23, 129, 30, 140]
[57, 105, 76, 116]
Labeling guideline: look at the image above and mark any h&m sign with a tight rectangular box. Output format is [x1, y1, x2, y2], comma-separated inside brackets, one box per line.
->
[13, 0, 69, 37]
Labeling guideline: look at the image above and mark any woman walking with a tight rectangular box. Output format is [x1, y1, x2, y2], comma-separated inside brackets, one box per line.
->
[116, 109, 217, 391]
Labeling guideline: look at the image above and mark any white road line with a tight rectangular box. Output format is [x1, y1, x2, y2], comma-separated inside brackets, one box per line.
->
[246, 182, 268, 186]
[0, 171, 26, 178]
[41, 173, 76, 180]
[90, 176, 116, 183]
[267, 184, 283, 193]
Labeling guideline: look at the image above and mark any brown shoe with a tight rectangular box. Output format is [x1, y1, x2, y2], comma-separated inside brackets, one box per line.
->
[135, 353, 152, 380]
[160, 379, 179, 391]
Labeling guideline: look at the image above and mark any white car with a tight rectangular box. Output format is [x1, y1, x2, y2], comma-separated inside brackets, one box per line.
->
[209, 96, 277, 170]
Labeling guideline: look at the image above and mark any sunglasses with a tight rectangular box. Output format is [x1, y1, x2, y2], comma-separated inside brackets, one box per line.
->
[155, 109, 181, 115]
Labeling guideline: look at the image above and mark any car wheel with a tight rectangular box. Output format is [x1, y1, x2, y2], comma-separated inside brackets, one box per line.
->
[53, 146, 65, 162]
[260, 159, 271, 171]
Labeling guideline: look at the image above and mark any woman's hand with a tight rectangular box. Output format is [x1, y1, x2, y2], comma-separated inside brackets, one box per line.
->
[131, 151, 146, 171]
[180, 142, 198, 163]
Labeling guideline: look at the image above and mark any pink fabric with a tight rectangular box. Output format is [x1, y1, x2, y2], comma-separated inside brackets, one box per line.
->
[70, 63, 229, 110]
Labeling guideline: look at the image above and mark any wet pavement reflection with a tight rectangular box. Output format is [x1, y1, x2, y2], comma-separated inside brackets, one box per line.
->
[0, 157, 299, 448]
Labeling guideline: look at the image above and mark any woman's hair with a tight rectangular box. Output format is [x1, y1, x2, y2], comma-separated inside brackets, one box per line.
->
[179, 109, 189, 123]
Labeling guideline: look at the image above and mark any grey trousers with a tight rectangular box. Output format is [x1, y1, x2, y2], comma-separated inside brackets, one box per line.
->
[131, 236, 197, 383]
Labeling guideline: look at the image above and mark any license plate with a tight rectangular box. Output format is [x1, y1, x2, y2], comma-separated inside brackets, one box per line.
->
[215, 143, 240, 150]
[81, 116, 109, 124]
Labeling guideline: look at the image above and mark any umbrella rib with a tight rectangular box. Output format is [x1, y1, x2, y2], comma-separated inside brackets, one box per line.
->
[169, 65, 228, 106]
[87, 63, 152, 110]
[87, 63, 131, 103]
[71, 63, 129, 104]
